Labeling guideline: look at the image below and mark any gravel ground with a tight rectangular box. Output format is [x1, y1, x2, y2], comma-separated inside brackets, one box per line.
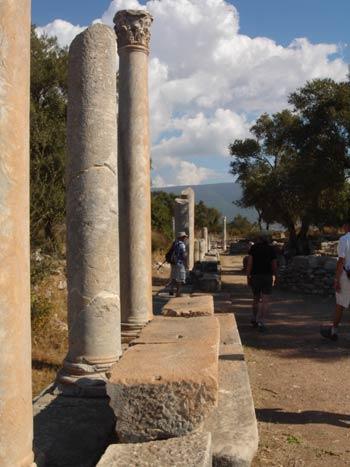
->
[221, 254, 350, 467]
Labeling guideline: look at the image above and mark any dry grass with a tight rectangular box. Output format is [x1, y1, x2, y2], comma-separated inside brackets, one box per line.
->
[31, 258, 68, 396]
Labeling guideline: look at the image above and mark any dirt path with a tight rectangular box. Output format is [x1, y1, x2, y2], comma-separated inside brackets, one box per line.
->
[220, 254, 350, 466]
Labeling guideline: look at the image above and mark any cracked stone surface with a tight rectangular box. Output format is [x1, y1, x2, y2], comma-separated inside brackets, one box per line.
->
[162, 295, 214, 317]
[97, 432, 212, 467]
[107, 338, 219, 442]
[59, 24, 121, 391]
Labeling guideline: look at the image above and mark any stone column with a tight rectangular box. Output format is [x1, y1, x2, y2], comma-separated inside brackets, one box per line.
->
[174, 197, 190, 268]
[199, 239, 207, 261]
[194, 239, 200, 263]
[58, 24, 121, 395]
[114, 10, 154, 339]
[181, 188, 195, 270]
[0, 1, 34, 465]
[172, 216, 176, 240]
[203, 227, 209, 253]
[223, 216, 227, 251]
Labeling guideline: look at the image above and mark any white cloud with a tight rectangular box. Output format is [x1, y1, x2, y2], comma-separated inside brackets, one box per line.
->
[36, 0, 348, 185]
[175, 161, 217, 186]
[36, 20, 86, 48]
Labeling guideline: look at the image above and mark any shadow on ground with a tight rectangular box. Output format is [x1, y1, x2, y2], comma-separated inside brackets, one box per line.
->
[256, 408, 350, 428]
[219, 267, 350, 361]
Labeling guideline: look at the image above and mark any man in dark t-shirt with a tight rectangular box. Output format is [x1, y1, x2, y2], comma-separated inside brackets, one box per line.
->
[246, 235, 277, 332]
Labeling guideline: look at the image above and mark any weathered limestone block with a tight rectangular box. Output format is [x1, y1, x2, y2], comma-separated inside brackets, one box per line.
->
[198, 273, 222, 293]
[162, 295, 214, 317]
[107, 341, 219, 442]
[131, 315, 220, 349]
[0, 1, 34, 465]
[203, 314, 259, 466]
[59, 24, 121, 394]
[97, 432, 212, 467]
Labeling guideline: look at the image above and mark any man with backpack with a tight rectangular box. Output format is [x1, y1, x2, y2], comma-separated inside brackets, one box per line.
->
[167, 232, 188, 297]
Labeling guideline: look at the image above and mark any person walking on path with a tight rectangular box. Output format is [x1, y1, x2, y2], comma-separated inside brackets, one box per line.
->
[321, 222, 350, 341]
[169, 232, 188, 297]
[246, 233, 277, 332]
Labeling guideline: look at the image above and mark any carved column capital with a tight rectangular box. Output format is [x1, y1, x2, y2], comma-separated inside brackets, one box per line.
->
[114, 9, 153, 52]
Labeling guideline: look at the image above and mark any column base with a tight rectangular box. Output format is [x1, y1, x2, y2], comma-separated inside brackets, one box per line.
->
[56, 355, 120, 397]
[121, 321, 148, 343]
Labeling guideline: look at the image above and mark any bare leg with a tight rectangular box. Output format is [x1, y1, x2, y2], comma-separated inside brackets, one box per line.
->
[176, 282, 181, 297]
[258, 294, 270, 323]
[332, 304, 344, 332]
[252, 294, 260, 320]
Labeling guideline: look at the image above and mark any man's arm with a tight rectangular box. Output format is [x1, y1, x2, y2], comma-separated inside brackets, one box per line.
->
[334, 257, 344, 292]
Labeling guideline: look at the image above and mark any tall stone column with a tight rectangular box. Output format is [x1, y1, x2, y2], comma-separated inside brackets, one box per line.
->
[174, 197, 190, 267]
[223, 216, 227, 251]
[203, 227, 209, 253]
[58, 24, 122, 395]
[181, 188, 195, 270]
[114, 10, 154, 339]
[194, 239, 200, 263]
[0, 1, 34, 465]
[199, 239, 207, 261]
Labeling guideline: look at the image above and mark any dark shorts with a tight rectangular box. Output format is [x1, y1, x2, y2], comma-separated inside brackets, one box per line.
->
[251, 274, 273, 295]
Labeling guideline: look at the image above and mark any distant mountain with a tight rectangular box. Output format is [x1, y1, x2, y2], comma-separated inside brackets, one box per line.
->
[153, 182, 257, 222]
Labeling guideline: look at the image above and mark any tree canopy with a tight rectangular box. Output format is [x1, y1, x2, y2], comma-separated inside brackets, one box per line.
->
[30, 27, 68, 250]
[229, 78, 350, 254]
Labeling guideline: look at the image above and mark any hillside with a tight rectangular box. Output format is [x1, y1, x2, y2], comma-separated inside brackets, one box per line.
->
[153, 182, 257, 222]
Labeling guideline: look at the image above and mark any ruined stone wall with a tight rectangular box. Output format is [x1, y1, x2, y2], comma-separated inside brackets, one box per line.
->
[277, 255, 336, 296]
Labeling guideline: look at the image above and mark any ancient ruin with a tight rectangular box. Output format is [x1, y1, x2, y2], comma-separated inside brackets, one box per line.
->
[58, 24, 122, 395]
[0, 5, 260, 466]
[115, 10, 154, 339]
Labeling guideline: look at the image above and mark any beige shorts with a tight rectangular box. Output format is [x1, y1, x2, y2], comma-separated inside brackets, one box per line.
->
[336, 271, 350, 308]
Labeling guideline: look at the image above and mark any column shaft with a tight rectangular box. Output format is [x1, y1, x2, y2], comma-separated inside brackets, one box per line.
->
[0, 1, 34, 465]
[59, 24, 121, 395]
[115, 10, 154, 338]
[223, 216, 227, 251]
[181, 188, 195, 269]
[203, 227, 209, 253]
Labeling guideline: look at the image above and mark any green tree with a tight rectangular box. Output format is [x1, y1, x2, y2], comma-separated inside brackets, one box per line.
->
[229, 78, 350, 255]
[229, 215, 258, 236]
[30, 27, 68, 250]
[195, 201, 222, 232]
[151, 191, 176, 240]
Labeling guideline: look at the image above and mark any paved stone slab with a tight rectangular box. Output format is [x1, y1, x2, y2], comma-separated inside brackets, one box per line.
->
[162, 294, 214, 317]
[97, 432, 212, 467]
[131, 315, 219, 349]
[33, 387, 116, 467]
[107, 340, 219, 442]
[203, 314, 259, 466]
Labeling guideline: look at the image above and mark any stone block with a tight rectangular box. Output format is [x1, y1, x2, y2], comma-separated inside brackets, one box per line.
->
[131, 315, 220, 349]
[203, 314, 259, 466]
[97, 432, 212, 467]
[107, 341, 219, 442]
[162, 294, 214, 317]
[198, 274, 222, 293]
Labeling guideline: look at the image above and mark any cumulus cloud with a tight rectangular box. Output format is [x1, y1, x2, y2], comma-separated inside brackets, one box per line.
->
[36, 19, 86, 48]
[36, 0, 348, 185]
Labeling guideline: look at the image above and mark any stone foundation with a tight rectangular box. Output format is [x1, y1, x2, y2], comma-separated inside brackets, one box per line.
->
[277, 255, 336, 295]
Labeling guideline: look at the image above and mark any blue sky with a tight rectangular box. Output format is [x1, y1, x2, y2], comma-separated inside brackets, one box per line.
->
[33, 0, 349, 186]
[32, 0, 350, 58]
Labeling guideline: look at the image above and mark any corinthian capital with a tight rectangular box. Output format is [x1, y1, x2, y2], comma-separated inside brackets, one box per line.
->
[114, 10, 153, 51]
